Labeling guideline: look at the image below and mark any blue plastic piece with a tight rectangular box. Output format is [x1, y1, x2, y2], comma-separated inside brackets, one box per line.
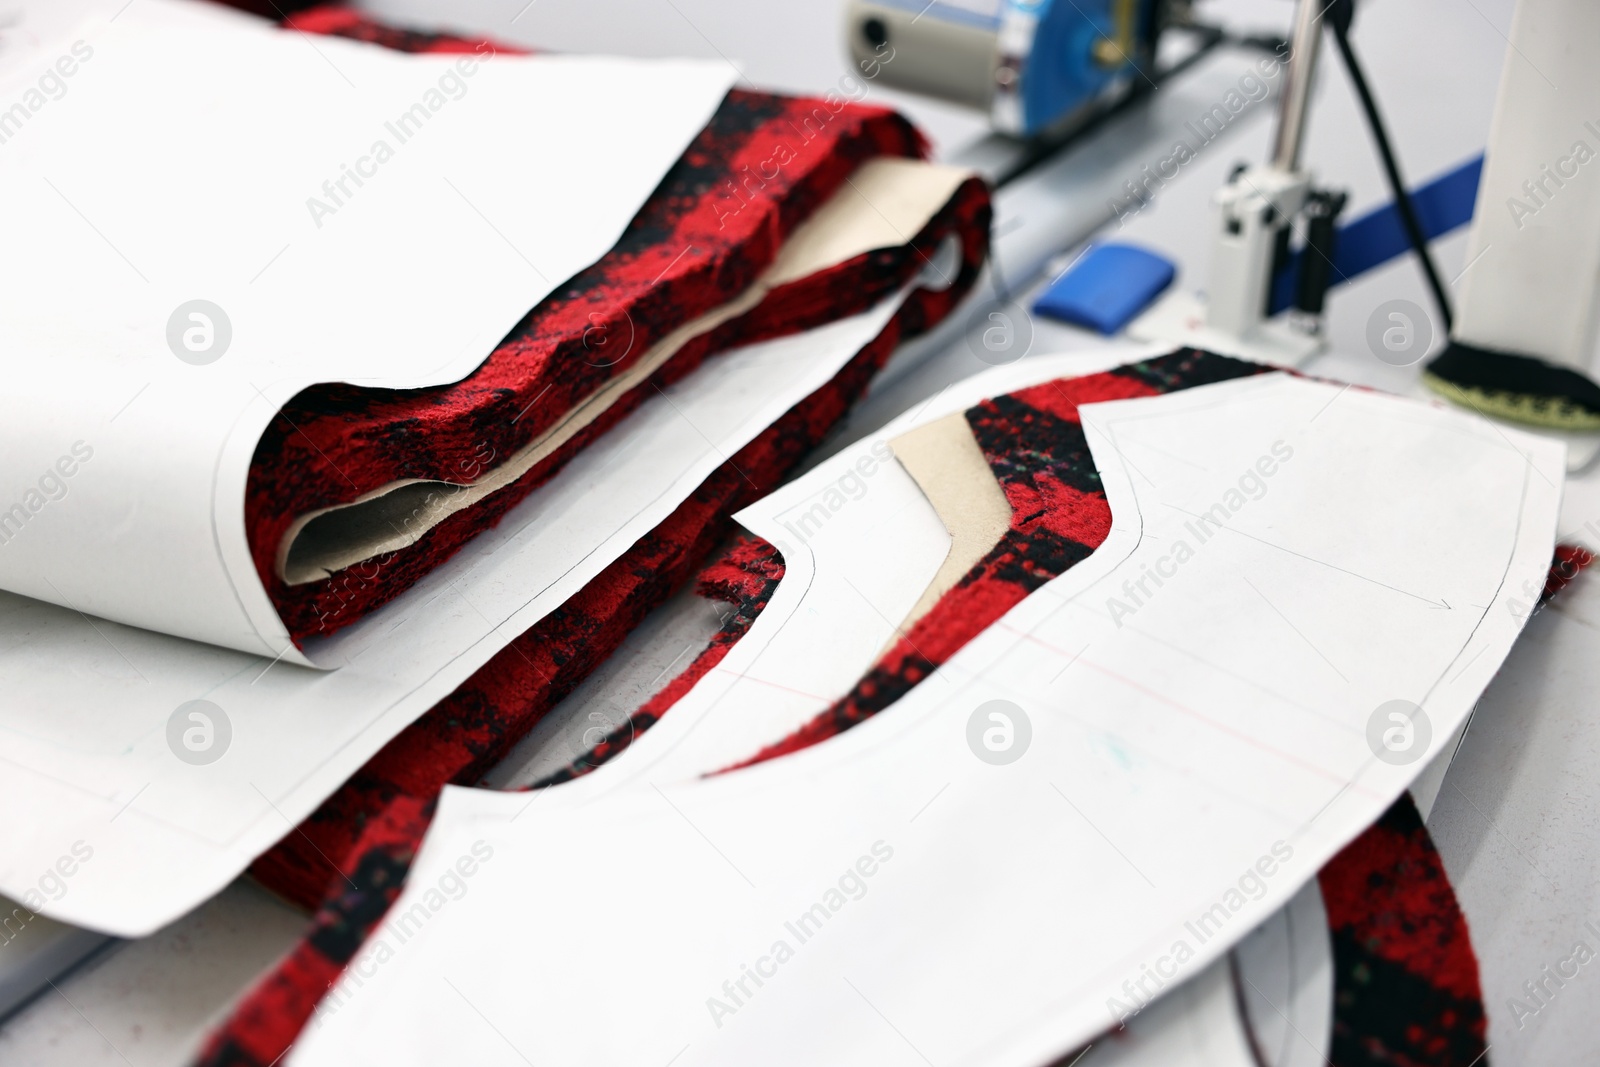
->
[1032, 242, 1177, 335]
[1269, 154, 1483, 315]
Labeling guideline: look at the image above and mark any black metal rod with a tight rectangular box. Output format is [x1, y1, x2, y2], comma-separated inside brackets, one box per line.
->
[1328, 7, 1455, 334]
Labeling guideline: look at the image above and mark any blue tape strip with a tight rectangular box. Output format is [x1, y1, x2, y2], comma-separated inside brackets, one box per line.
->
[1269, 154, 1483, 315]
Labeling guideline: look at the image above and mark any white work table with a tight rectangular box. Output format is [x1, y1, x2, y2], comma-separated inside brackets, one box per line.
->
[4, 0, 1595, 1064]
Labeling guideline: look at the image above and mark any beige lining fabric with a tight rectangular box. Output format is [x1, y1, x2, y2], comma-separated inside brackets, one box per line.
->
[885, 411, 1012, 648]
[279, 157, 974, 585]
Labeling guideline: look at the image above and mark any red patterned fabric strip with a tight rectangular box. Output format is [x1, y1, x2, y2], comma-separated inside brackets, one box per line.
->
[733, 349, 1269, 768]
[529, 536, 787, 790]
[1319, 794, 1490, 1066]
[246, 9, 936, 642]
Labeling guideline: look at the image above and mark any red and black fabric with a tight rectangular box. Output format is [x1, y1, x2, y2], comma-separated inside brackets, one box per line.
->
[1318, 793, 1490, 1066]
[736, 348, 1271, 767]
[214, 0, 326, 19]
[1542, 543, 1593, 603]
[279, 7, 497, 54]
[531, 535, 786, 790]
[248, 8, 970, 644]
[199, 794, 435, 1067]
[262, 169, 984, 644]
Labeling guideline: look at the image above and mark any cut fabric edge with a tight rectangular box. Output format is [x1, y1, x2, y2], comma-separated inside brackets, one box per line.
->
[263, 176, 989, 646]
[1318, 793, 1490, 1066]
[275, 157, 976, 588]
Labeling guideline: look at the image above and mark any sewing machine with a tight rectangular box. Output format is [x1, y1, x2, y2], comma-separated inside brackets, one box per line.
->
[843, 0, 1166, 139]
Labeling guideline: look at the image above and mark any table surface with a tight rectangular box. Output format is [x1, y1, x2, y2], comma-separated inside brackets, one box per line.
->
[5, 0, 1597, 1063]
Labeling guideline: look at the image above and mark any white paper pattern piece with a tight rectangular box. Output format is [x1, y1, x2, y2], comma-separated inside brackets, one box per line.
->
[0, 0, 262, 84]
[1078, 957, 1258, 1067]
[0, 290, 910, 937]
[1230, 880, 1334, 1067]
[291, 370, 1562, 1067]
[0, 3, 735, 661]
